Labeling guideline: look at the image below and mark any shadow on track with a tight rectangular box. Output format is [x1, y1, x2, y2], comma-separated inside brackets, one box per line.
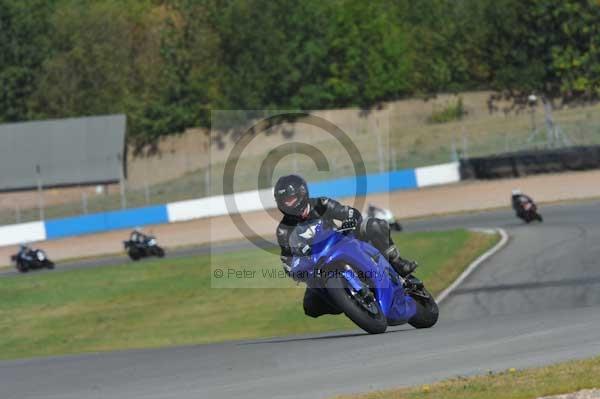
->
[239, 326, 413, 346]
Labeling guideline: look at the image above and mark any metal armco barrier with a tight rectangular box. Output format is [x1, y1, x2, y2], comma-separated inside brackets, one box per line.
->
[460, 146, 600, 180]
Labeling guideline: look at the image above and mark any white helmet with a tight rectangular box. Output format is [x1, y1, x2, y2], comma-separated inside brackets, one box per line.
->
[512, 189, 522, 196]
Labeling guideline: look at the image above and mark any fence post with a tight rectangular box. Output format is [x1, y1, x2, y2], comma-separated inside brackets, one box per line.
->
[81, 191, 88, 214]
[15, 203, 21, 224]
[451, 139, 458, 162]
[35, 164, 45, 220]
[118, 152, 127, 209]
[143, 165, 150, 205]
[376, 130, 385, 172]
[144, 181, 150, 205]
[204, 168, 211, 197]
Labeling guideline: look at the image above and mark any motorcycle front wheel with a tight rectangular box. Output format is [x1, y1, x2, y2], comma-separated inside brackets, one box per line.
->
[324, 265, 387, 334]
[408, 287, 439, 329]
[16, 262, 29, 273]
[128, 249, 141, 261]
[153, 246, 165, 258]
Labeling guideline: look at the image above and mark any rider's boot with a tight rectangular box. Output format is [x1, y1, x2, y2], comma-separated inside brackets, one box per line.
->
[384, 245, 417, 277]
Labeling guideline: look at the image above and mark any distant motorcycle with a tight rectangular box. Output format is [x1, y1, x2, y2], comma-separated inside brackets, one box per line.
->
[518, 201, 543, 224]
[11, 247, 54, 273]
[367, 204, 403, 231]
[123, 236, 165, 261]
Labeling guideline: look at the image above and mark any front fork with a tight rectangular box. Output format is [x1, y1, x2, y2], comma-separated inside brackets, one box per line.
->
[340, 266, 377, 306]
[341, 268, 364, 292]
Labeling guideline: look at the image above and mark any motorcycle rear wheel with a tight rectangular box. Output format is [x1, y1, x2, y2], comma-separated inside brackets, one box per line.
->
[324, 265, 387, 334]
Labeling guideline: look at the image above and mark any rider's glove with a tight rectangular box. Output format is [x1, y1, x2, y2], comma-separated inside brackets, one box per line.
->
[341, 218, 357, 231]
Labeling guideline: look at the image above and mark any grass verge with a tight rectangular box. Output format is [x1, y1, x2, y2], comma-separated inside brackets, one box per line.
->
[0, 229, 498, 360]
[336, 356, 600, 399]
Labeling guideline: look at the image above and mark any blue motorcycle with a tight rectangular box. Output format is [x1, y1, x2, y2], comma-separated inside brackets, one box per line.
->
[289, 219, 439, 334]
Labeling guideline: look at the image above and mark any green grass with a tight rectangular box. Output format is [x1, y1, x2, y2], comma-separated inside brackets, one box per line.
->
[428, 97, 466, 124]
[0, 229, 497, 360]
[337, 357, 600, 399]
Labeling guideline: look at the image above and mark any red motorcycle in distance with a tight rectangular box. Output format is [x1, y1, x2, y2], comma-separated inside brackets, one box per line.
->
[518, 201, 543, 224]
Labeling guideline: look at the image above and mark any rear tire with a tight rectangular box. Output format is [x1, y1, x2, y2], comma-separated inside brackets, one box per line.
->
[408, 288, 439, 329]
[324, 266, 387, 334]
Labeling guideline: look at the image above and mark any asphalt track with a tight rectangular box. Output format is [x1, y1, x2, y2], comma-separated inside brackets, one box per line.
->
[2, 201, 600, 399]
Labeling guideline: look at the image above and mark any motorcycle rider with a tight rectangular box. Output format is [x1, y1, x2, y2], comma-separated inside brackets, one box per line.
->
[511, 189, 535, 218]
[17, 243, 33, 262]
[274, 174, 417, 318]
[130, 228, 148, 244]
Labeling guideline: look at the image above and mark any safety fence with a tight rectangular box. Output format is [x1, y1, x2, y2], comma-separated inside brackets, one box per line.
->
[0, 162, 460, 246]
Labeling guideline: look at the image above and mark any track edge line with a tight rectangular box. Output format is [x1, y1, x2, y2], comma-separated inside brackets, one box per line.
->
[435, 228, 509, 304]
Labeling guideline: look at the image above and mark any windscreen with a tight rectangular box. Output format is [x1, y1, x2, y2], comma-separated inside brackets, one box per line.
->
[288, 219, 324, 256]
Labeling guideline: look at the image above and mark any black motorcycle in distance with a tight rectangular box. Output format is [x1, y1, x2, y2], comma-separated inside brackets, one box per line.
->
[123, 236, 165, 261]
[11, 247, 55, 273]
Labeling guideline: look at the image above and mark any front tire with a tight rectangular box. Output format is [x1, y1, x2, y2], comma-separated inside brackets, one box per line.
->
[17, 261, 29, 273]
[153, 246, 165, 258]
[408, 288, 439, 329]
[324, 266, 387, 334]
[128, 249, 141, 261]
[45, 261, 55, 270]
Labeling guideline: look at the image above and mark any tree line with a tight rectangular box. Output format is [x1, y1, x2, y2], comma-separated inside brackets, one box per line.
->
[1, 0, 599, 149]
